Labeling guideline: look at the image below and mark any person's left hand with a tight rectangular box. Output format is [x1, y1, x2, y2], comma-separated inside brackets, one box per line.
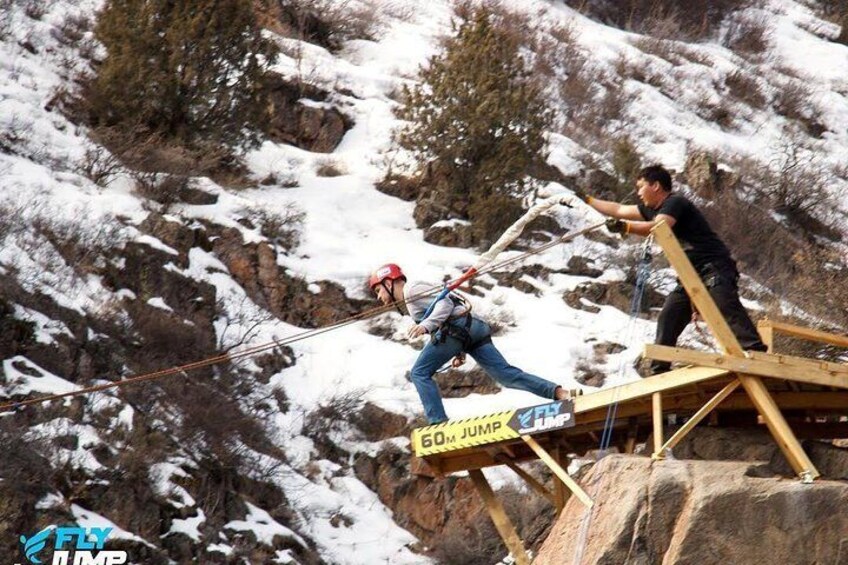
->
[605, 218, 629, 234]
[407, 324, 428, 339]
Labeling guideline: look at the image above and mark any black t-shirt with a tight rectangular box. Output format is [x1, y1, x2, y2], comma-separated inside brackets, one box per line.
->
[638, 194, 733, 271]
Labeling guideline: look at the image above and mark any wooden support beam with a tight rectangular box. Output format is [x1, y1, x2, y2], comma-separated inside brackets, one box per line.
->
[522, 436, 593, 508]
[644, 345, 848, 389]
[652, 392, 664, 458]
[625, 417, 639, 454]
[758, 320, 774, 352]
[468, 469, 530, 565]
[759, 319, 848, 349]
[652, 221, 819, 479]
[551, 447, 567, 512]
[497, 457, 557, 506]
[660, 380, 740, 453]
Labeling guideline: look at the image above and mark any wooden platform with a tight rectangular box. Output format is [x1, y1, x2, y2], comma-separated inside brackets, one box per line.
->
[412, 362, 848, 475]
[407, 222, 848, 565]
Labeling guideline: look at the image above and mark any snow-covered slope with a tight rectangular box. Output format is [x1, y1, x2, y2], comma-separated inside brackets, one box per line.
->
[1, 0, 846, 563]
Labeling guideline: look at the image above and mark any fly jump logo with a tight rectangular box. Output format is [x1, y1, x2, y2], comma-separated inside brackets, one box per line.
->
[18, 526, 127, 565]
[513, 401, 574, 434]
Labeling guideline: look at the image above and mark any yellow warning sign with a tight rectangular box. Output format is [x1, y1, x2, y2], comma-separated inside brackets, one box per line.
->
[412, 400, 574, 457]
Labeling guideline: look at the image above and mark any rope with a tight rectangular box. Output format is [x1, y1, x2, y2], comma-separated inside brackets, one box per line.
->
[572, 235, 654, 565]
[598, 236, 653, 452]
[0, 222, 606, 413]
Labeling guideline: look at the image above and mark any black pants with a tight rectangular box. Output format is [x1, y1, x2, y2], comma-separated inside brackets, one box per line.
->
[650, 261, 766, 375]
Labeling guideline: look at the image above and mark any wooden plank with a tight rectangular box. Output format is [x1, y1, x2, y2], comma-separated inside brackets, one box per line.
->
[652, 392, 664, 458]
[468, 469, 530, 565]
[652, 221, 819, 479]
[574, 366, 732, 414]
[522, 436, 593, 508]
[762, 320, 848, 349]
[660, 380, 741, 453]
[720, 391, 848, 410]
[644, 345, 848, 389]
[747, 351, 848, 375]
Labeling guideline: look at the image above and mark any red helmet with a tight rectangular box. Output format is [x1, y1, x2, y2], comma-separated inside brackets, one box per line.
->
[369, 263, 406, 290]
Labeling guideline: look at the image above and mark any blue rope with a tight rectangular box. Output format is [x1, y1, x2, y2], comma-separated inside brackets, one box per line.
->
[599, 240, 653, 453]
[420, 285, 450, 321]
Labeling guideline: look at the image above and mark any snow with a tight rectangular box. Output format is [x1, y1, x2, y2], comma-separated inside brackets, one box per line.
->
[71, 503, 155, 547]
[0, 0, 846, 562]
[224, 501, 307, 548]
[2, 356, 79, 397]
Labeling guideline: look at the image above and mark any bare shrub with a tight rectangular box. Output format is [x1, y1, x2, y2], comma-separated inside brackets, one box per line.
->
[701, 192, 798, 283]
[559, 55, 602, 122]
[131, 171, 189, 210]
[563, 0, 749, 41]
[315, 159, 345, 177]
[0, 420, 55, 503]
[31, 214, 123, 276]
[814, 0, 848, 45]
[723, 12, 772, 55]
[253, 205, 305, 251]
[725, 70, 767, 109]
[272, 0, 385, 50]
[0, 114, 34, 155]
[773, 81, 826, 137]
[757, 139, 835, 228]
[303, 389, 366, 448]
[633, 36, 681, 64]
[76, 144, 123, 187]
[0, 0, 13, 40]
[215, 295, 275, 353]
[432, 514, 503, 565]
[52, 12, 92, 46]
[24, 0, 51, 20]
[126, 303, 215, 372]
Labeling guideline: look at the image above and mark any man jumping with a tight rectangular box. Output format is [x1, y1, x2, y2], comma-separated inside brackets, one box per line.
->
[370, 263, 576, 424]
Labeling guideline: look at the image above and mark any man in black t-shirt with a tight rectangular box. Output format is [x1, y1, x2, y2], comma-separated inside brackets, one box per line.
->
[575, 165, 766, 375]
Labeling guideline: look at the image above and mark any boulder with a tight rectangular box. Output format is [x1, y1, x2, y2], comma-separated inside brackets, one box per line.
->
[264, 74, 352, 153]
[535, 455, 848, 565]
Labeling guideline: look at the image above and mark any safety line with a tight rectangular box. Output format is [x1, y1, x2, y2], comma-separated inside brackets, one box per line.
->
[0, 222, 606, 412]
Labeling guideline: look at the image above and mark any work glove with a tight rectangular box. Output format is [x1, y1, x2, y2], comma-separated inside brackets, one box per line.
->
[605, 218, 629, 234]
[572, 187, 591, 202]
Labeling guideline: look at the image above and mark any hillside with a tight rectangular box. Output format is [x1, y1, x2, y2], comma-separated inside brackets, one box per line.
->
[0, 0, 846, 563]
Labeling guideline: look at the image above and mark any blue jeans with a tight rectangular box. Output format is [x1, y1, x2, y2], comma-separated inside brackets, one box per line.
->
[410, 316, 559, 424]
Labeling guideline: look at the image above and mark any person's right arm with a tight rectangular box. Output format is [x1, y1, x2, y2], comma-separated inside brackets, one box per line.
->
[586, 197, 644, 220]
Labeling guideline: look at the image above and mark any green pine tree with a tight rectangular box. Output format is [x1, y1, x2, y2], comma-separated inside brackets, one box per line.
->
[398, 8, 554, 243]
[86, 0, 277, 149]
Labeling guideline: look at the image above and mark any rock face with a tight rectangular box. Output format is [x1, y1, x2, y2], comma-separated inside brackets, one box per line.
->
[264, 75, 352, 153]
[535, 455, 848, 565]
[682, 152, 740, 199]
